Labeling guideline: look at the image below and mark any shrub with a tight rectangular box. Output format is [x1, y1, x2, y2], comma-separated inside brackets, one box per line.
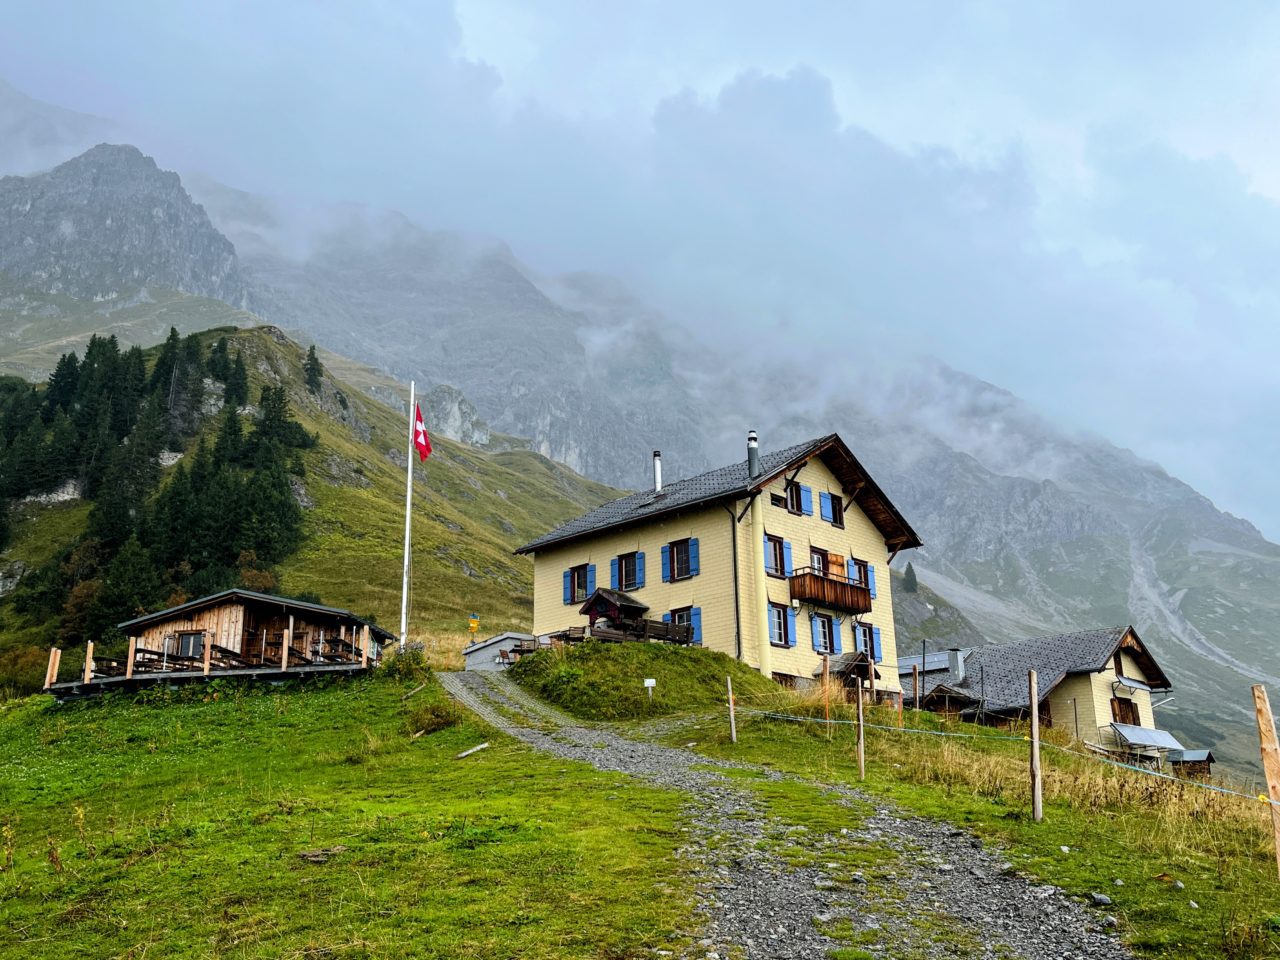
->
[407, 699, 464, 736]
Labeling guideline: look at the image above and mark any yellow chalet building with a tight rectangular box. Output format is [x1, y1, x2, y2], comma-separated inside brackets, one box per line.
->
[515, 432, 922, 698]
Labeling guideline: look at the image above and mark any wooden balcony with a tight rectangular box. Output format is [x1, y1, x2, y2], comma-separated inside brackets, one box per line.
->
[788, 566, 873, 615]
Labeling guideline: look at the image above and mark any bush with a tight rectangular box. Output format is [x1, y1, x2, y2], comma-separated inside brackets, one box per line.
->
[407, 699, 464, 736]
[383, 648, 430, 683]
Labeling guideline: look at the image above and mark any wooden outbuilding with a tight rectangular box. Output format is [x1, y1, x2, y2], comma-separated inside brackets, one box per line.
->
[45, 589, 394, 699]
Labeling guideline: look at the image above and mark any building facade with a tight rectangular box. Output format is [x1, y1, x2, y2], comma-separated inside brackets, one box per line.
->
[517, 433, 921, 695]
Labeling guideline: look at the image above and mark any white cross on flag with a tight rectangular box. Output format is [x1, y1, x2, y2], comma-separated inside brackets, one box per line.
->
[413, 404, 432, 461]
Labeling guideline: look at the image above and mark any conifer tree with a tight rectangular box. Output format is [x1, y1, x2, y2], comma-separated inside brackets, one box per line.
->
[212, 406, 243, 465]
[91, 534, 163, 641]
[903, 561, 918, 593]
[208, 336, 231, 381]
[42, 353, 80, 422]
[224, 351, 249, 408]
[304, 345, 323, 393]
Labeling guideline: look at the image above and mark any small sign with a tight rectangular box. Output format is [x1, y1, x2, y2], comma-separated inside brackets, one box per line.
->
[644, 678, 656, 688]
[467, 613, 480, 634]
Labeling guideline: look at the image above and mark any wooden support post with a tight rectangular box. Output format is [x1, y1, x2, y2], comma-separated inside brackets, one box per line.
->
[43, 647, 58, 689]
[203, 632, 212, 676]
[52, 648, 61, 685]
[125, 637, 137, 680]
[1029, 669, 1043, 823]
[360, 626, 369, 667]
[897, 690, 904, 727]
[912, 663, 920, 710]
[1251, 684, 1280, 878]
[339, 624, 347, 660]
[727, 675, 737, 744]
[855, 676, 866, 781]
[281, 615, 292, 672]
[82, 642, 94, 684]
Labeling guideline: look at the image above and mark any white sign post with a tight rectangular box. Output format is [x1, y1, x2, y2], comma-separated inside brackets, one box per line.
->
[644, 677, 656, 702]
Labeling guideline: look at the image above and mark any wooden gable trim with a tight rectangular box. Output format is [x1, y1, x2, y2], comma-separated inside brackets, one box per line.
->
[1114, 627, 1172, 690]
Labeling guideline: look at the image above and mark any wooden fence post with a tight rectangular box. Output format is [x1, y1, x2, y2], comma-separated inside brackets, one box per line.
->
[203, 633, 212, 676]
[361, 626, 369, 668]
[52, 648, 61, 686]
[43, 647, 58, 689]
[823, 655, 831, 736]
[727, 675, 737, 744]
[1251, 684, 1280, 878]
[856, 675, 866, 781]
[125, 637, 137, 680]
[912, 663, 920, 710]
[1029, 669, 1043, 823]
[281, 615, 292, 672]
[82, 642, 94, 684]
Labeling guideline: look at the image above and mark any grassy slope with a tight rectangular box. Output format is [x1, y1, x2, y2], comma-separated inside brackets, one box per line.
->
[677, 702, 1280, 959]
[0, 279, 254, 381]
[506, 646, 1279, 957]
[0, 672, 693, 958]
[0, 324, 619, 686]
[509, 642, 779, 720]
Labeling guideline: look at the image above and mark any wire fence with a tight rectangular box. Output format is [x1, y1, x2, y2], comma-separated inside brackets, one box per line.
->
[740, 706, 1280, 809]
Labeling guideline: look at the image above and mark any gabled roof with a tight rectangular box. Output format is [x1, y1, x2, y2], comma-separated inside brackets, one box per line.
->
[462, 631, 534, 656]
[579, 588, 649, 617]
[909, 626, 1171, 714]
[117, 588, 395, 642]
[515, 433, 921, 555]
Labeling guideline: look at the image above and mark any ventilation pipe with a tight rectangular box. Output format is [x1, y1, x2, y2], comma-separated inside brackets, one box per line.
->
[747, 430, 761, 479]
[948, 648, 965, 683]
[653, 450, 663, 492]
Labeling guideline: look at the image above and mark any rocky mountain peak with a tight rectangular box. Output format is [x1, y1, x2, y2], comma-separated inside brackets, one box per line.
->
[0, 143, 245, 305]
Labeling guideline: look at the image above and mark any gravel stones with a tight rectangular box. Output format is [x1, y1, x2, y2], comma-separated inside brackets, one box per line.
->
[440, 672, 1132, 960]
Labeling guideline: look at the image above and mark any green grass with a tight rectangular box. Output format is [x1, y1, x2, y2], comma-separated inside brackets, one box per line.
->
[508, 642, 780, 721]
[670, 704, 1280, 959]
[0, 670, 696, 958]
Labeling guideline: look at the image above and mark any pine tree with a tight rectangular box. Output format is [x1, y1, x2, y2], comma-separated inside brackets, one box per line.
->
[91, 534, 163, 642]
[224, 351, 249, 408]
[208, 336, 231, 381]
[239, 446, 303, 564]
[148, 327, 182, 395]
[212, 406, 243, 465]
[304, 345, 323, 394]
[42, 352, 80, 422]
[903, 561, 918, 593]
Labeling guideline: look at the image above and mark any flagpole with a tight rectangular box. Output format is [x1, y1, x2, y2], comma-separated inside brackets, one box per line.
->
[399, 380, 414, 652]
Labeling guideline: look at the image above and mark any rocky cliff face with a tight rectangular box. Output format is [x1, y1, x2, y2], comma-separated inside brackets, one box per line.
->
[0, 144, 245, 304]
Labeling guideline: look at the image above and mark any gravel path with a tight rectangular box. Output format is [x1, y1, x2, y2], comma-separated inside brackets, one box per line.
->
[437, 671, 1131, 960]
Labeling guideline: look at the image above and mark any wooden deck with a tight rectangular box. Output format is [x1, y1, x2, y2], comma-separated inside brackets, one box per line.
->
[47, 661, 373, 701]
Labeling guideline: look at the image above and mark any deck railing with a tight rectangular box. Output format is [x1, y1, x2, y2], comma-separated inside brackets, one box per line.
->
[787, 566, 873, 615]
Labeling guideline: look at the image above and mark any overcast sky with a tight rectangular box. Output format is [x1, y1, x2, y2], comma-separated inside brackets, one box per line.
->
[4, 1, 1279, 537]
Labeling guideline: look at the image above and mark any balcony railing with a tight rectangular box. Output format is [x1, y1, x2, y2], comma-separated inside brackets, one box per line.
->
[788, 566, 873, 615]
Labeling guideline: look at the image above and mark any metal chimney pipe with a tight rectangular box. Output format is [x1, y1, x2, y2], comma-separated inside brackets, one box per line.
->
[747, 430, 760, 479]
[948, 648, 965, 684]
[653, 450, 663, 492]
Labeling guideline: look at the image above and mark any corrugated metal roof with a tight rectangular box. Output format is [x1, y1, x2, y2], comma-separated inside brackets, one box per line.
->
[1111, 723, 1186, 752]
[515, 433, 921, 555]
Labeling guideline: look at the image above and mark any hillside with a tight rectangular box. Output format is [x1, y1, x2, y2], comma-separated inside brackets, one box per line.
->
[1, 131, 1276, 773]
[0, 324, 617, 691]
[0, 670, 692, 958]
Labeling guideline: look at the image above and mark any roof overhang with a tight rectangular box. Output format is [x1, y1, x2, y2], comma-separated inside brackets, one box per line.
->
[1111, 627, 1172, 690]
[117, 589, 395, 643]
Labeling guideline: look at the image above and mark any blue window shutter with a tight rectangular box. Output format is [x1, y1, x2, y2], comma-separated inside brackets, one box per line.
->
[800, 485, 814, 516]
[868, 564, 877, 599]
[872, 626, 882, 662]
[810, 613, 820, 652]
[610, 557, 619, 590]
[636, 552, 646, 588]
[689, 538, 700, 576]
[691, 607, 702, 645]
[763, 535, 773, 573]
[819, 492, 832, 522]
[832, 618, 843, 655]
[586, 564, 596, 595]
[662, 612, 671, 623]
[563, 570, 572, 605]
[661, 544, 671, 582]
[783, 541, 793, 576]
[786, 607, 797, 648]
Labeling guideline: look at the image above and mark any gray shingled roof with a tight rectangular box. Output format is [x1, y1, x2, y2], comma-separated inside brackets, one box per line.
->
[516, 436, 831, 554]
[901, 627, 1169, 714]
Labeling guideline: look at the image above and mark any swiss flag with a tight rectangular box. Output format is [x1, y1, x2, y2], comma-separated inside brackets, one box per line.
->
[413, 404, 432, 461]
